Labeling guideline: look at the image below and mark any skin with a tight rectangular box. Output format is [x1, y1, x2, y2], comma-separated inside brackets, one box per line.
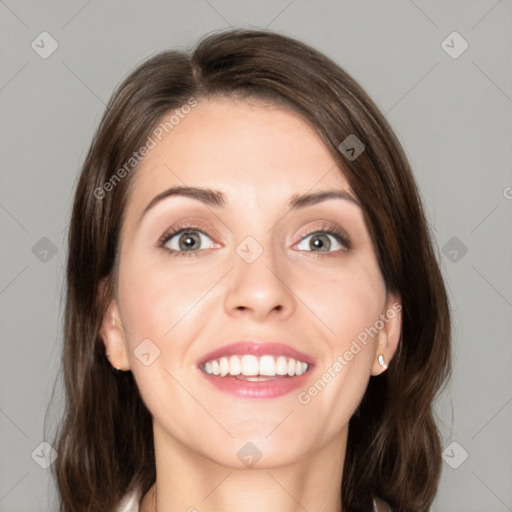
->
[100, 96, 401, 512]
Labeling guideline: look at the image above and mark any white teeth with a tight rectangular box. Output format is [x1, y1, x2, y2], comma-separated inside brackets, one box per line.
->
[201, 354, 309, 377]
[229, 355, 241, 375]
[287, 358, 296, 376]
[219, 357, 229, 377]
[296, 361, 307, 376]
[275, 356, 288, 375]
[241, 355, 259, 376]
[258, 355, 276, 376]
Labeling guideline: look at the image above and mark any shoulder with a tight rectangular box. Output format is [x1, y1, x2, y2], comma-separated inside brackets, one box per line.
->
[373, 496, 393, 512]
[115, 488, 141, 512]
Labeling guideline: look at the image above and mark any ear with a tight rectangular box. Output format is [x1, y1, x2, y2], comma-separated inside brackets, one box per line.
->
[371, 293, 402, 376]
[98, 278, 131, 371]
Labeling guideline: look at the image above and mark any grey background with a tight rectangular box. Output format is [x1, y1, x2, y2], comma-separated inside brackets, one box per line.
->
[1, 1, 511, 511]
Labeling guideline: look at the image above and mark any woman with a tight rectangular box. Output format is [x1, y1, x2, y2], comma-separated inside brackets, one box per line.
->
[51, 29, 451, 512]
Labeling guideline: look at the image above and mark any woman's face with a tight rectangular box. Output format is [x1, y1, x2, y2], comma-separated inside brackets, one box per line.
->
[101, 96, 401, 468]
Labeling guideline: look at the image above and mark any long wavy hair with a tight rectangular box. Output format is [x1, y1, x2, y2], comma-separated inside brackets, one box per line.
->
[49, 28, 452, 512]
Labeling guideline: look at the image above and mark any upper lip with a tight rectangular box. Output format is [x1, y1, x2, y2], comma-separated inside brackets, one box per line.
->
[197, 341, 316, 367]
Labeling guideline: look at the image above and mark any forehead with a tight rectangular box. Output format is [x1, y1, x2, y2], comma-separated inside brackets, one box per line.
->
[126, 96, 355, 216]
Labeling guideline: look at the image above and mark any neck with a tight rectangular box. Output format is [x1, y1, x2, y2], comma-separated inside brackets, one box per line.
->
[141, 422, 347, 512]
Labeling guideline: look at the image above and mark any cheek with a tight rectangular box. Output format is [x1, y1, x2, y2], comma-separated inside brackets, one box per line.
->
[118, 251, 207, 341]
[294, 265, 384, 434]
[297, 255, 386, 350]
[116, 256, 204, 415]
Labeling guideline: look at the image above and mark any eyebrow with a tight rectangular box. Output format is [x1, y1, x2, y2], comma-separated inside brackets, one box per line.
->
[138, 185, 361, 223]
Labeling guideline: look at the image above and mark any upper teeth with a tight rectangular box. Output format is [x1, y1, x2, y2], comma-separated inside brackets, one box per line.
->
[202, 355, 309, 377]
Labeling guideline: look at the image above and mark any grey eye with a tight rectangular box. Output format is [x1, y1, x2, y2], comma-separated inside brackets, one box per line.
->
[297, 233, 343, 252]
[165, 231, 214, 252]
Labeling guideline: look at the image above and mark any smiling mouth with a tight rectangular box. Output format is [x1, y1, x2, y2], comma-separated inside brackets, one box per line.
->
[200, 354, 310, 379]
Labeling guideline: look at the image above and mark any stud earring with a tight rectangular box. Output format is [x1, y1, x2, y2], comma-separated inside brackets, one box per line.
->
[378, 354, 388, 369]
[106, 353, 120, 370]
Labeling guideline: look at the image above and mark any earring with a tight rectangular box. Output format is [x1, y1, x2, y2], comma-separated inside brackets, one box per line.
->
[378, 354, 388, 369]
[106, 353, 121, 370]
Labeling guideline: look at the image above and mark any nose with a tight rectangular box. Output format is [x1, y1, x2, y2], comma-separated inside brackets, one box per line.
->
[223, 242, 296, 322]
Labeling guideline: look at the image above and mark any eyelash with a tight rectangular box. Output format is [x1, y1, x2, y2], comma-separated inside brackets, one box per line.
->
[158, 222, 351, 258]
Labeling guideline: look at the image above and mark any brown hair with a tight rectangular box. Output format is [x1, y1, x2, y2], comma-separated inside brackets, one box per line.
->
[49, 28, 451, 511]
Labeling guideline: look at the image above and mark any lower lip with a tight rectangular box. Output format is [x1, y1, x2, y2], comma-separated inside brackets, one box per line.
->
[199, 370, 313, 399]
